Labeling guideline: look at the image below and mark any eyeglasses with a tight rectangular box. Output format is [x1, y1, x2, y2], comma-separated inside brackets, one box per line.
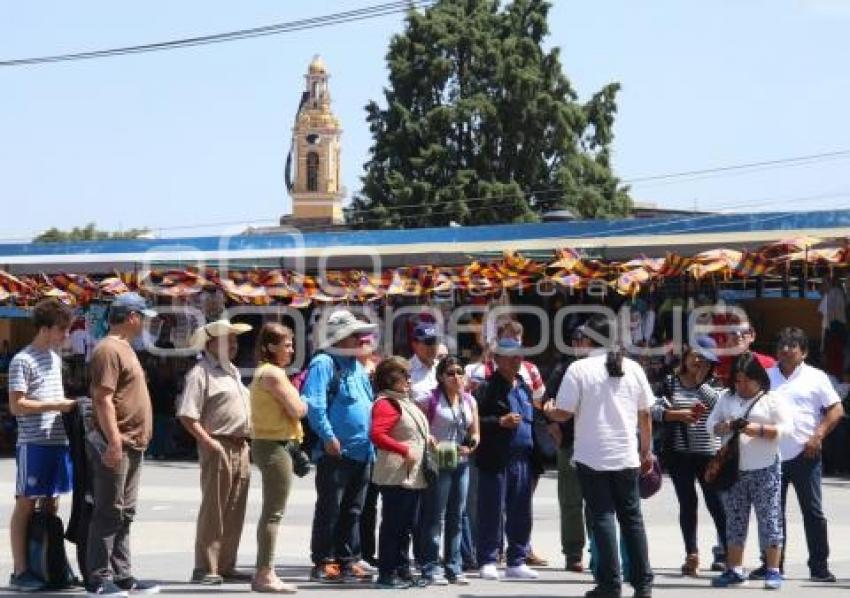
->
[445, 368, 464, 376]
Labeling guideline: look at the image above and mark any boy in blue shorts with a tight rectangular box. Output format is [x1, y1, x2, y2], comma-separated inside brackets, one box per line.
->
[8, 298, 77, 592]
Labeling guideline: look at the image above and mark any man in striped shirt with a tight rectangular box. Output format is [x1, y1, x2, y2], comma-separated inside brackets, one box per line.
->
[7, 298, 77, 592]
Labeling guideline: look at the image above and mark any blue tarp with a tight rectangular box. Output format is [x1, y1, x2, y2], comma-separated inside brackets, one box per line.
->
[1, 208, 849, 259]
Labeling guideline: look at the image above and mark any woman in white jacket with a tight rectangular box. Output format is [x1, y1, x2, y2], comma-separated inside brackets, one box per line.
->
[705, 352, 792, 590]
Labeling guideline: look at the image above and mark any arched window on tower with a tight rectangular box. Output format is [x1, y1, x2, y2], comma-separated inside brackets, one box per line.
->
[306, 152, 320, 192]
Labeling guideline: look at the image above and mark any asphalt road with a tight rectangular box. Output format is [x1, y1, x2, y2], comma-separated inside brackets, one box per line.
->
[1, 458, 849, 597]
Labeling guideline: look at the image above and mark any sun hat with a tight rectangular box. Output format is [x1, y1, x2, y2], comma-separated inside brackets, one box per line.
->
[316, 309, 377, 350]
[189, 319, 252, 350]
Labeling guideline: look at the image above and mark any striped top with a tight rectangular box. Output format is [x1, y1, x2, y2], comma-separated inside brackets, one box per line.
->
[651, 375, 722, 455]
[8, 345, 69, 446]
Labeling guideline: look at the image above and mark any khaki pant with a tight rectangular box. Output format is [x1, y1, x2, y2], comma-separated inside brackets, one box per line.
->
[195, 437, 251, 575]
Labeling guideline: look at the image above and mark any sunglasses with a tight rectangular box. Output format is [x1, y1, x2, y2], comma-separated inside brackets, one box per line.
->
[445, 368, 464, 376]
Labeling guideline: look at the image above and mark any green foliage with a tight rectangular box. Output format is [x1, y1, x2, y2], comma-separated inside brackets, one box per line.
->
[347, 0, 631, 229]
[34, 222, 151, 243]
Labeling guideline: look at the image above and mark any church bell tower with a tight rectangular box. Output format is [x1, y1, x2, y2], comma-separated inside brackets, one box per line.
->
[286, 55, 344, 224]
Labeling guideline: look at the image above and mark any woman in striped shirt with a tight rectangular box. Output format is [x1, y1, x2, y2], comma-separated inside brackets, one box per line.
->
[651, 336, 727, 577]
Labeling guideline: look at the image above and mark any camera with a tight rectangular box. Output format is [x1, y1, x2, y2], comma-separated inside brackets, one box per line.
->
[730, 418, 749, 433]
[285, 441, 313, 478]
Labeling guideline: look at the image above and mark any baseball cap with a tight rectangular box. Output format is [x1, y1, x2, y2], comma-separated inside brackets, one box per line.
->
[639, 457, 663, 499]
[493, 337, 523, 356]
[693, 335, 720, 363]
[111, 292, 157, 318]
[413, 322, 440, 343]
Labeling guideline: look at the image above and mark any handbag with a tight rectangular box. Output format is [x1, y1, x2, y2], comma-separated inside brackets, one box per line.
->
[703, 391, 764, 491]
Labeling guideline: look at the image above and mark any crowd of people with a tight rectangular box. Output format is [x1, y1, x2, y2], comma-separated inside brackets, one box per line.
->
[5, 294, 848, 597]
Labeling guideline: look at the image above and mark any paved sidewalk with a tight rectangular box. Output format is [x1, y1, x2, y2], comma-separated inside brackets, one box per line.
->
[1, 458, 849, 596]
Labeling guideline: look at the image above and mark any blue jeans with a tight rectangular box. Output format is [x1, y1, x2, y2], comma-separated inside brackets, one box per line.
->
[576, 464, 653, 594]
[420, 461, 470, 577]
[781, 453, 830, 574]
[309, 455, 370, 566]
[377, 486, 420, 578]
[460, 461, 478, 567]
[476, 454, 532, 567]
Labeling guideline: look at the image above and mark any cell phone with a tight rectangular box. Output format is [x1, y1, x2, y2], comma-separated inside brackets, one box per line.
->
[691, 402, 708, 417]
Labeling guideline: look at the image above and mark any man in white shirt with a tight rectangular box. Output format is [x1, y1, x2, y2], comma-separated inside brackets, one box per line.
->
[764, 327, 843, 583]
[547, 315, 654, 598]
[409, 322, 440, 403]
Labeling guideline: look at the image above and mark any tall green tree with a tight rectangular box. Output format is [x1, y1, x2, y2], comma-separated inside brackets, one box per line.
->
[347, 0, 630, 229]
[34, 222, 151, 243]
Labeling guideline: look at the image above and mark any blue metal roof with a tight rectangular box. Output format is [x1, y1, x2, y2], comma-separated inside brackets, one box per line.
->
[1, 208, 850, 260]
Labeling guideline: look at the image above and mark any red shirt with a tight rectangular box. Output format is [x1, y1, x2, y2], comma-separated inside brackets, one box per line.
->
[370, 398, 409, 456]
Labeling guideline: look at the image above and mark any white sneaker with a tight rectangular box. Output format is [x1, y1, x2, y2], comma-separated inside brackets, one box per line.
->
[479, 564, 501, 580]
[426, 574, 449, 586]
[505, 564, 539, 580]
[355, 560, 377, 574]
[449, 573, 471, 585]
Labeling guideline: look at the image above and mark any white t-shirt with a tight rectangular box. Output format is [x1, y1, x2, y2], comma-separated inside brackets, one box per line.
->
[768, 363, 841, 461]
[410, 354, 438, 404]
[705, 391, 792, 471]
[555, 353, 654, 471]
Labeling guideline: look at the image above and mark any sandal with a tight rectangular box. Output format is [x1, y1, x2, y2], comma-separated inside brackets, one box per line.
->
[251, 579, 298, 594]
[681, 554, 699, 577]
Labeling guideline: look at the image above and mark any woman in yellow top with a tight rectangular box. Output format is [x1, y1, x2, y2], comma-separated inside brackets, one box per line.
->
[250, 323, 307, 593]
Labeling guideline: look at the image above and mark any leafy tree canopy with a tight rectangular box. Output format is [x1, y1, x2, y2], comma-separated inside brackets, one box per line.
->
[34, 223, 151, 243]
[347, 0, 631, 229]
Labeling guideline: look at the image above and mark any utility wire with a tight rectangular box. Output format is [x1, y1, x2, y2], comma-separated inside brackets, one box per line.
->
[3, 151, 850, 241]
[0, 1, 434, 67]
[625, 149, 850, 184]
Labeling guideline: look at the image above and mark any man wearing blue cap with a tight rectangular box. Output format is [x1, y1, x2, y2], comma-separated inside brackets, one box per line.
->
[474, 337, 540, 581]
[86, 293, 159, 597]
[410, 323, 441, 403]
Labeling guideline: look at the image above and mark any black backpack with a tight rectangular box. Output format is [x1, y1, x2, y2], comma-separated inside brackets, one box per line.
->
[27, 510, 79, 589]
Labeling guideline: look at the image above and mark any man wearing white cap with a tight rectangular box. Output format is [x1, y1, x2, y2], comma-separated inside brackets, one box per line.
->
[178, 320, 253, 585]
[303, 309, 377, 583]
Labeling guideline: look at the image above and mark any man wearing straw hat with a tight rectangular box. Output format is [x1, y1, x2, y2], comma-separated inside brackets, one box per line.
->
[178, 319, 253, 586]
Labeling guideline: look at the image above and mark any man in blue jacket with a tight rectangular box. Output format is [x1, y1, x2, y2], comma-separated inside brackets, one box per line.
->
[303, 310, 377, 583]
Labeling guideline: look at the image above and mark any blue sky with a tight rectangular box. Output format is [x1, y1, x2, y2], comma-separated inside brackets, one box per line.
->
[2, 0, 849, 242]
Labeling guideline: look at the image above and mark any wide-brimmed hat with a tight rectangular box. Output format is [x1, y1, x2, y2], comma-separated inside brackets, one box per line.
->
[316, 310, 377, 350]
[189, 319, 252, 350]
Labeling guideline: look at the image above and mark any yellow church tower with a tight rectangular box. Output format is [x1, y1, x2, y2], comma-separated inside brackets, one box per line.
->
[286, 55, 344, 224]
